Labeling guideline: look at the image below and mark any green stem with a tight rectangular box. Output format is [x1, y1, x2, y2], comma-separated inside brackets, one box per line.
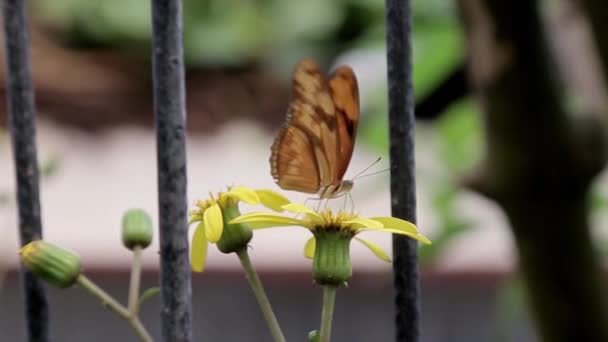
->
[128, 246, 143, 315]
[237, 249, 286, 342]
[77, 274, 153, 342]
[319, 286, 337, 342]
[77, 274, 130, 318]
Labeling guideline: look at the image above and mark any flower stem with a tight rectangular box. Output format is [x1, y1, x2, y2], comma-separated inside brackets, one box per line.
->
[319, 285, 337, 342]
[128, 246, 143, 315]
[237, 249, 286, 342]
[77, 274, 153, 342]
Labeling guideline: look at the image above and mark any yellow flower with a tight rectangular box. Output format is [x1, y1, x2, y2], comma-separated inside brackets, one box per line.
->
[189, 186, 289, 272]
[230, 203, 431, 285]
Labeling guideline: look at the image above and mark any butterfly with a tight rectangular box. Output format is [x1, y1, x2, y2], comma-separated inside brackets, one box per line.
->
[270, 58, 360, 199]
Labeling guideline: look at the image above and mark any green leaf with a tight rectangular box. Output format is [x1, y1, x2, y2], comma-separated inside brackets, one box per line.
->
[431, 186, 459, 215]
[308, 330, 320, 342]
[138, 287, 160, 307]
[436, 99, 483, 172]
[413, 25, 465, 99]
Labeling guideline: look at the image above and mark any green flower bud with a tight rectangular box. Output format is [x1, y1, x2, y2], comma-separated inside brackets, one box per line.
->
[217, 204, 252, 254]
[308, 330, 320, 342]
[312, 230, 353, 286]
[20, 240, 81, 288]
[122, 209, 153, 250]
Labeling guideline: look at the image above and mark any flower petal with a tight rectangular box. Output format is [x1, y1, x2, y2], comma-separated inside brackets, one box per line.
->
[370, 216, 419, 234]
[355, 237, 391, 262]
[360, 227, 431, 244]
[188, 215, 202, 225]
[230, 212, 306, 228]
[191, 222, 208, 272]
[304, 237, 316, 259]
[204, 204, 224, 243]
[282, 203, 323, 221]
[256, 189, 290, 211]
[343, 218, 383, 230]
[245, 221, 298, 229]
[227, 186, 260, 204]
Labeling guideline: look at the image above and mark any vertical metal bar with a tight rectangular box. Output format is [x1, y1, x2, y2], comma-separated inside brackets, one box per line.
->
[2, 0, 49, 341]
[385, 0, 419, 341]
[150, 0, 192, 341]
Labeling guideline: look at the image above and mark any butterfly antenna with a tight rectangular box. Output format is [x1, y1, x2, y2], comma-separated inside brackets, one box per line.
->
[353, 167, 390, 180]
[351, 157, 382, 180]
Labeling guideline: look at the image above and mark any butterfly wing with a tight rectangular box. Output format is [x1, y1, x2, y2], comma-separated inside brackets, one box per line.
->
[270, 125, 320, 193]
[270, 58, 337, 193]
[329, 66, 360, 182]
[271, 59, 359, 195]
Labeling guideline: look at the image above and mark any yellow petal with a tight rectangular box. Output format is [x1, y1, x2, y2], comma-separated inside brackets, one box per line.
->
[191, 222, 208, 272]
[360, 227, 431, 245]
[304, 237, 316, 259]
[343, 218, 383, 230]
[204, 204, 224, 243]
[245, 222, 296, 229]
[256, 189, 290, 211]
[188, 214, 203, 225]
[227, 186, 260, 204]
[282, 203, 323, 221]
[230, 212, 305, 228]
[355, 237, 390, 262]
[370, 216, 419, 234]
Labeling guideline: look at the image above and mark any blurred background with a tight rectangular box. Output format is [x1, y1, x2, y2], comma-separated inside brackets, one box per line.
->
[2, 0, 607, 341]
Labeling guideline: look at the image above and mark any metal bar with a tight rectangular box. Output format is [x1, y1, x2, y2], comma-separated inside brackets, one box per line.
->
[2, 0, 49, 341]
[384, 0, 420, 341]
[150, 0, 192, 341]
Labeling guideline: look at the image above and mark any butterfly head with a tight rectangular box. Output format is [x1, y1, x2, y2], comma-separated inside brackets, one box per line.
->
[340, 180, 354, 194]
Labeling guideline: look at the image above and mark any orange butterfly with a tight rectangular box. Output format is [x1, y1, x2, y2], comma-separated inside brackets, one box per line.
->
[270, 58, 360, 199]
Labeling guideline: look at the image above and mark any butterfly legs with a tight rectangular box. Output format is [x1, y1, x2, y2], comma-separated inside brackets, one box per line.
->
[346, 191, 355, 212]
[304, 194, 353, 213]
[331, 191, 355, 213]
[303, 196, 327, 213]
[315, 198, 331, 212]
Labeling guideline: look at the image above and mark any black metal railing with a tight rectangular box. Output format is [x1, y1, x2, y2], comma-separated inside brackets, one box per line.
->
[4, 1, 418, 341]
[3, 0, 49, 341]
[151, 0, 192, 341]
[385, 0, 419, 341]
